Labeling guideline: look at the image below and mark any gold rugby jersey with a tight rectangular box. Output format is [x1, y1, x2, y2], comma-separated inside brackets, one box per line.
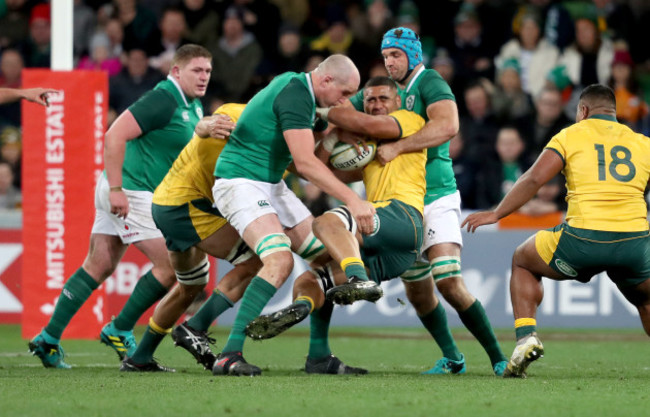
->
[545, 115, 650, 232]
[153, 103, 246, 205]
[363, 109, 427, 214]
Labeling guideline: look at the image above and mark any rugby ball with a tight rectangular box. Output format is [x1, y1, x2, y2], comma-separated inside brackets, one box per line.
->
[329, 141, 377, 171]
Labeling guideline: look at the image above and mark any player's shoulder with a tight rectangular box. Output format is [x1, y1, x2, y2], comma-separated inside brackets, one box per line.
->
[389, 109, 425, 123]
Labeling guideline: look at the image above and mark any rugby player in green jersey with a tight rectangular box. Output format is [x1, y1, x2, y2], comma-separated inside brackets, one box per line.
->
[28, 45, 212, 370]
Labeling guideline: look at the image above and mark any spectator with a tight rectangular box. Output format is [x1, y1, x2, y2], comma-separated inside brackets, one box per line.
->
[593, 0, 636, 47]
[448, 4, 497, 94]
[103, 18, 125, 61]
[109, 48, 163, 115]
[0, 126, 21, 189]
[0, 0, 29, 50]
[490, 58, 534, 123]
[77, 33, 122, 76]
[608, 49, 648, 130]
[0, 49, 24, 127]
[395, 1, 436, 66]
[495, 11, 559, 97]
[210, 5, 262, 102]
[475, 126, 530, 209]
[515, 86, 572, 158]
[349, 0, 394, 52]
[73, 0, 96, 60]
[431, 50, 458, 97]
[0, 161, 20, 209]
[115, 0, 160, 56]
[559, 15, 614, 87]
[460, 80, 500, 161]
[180, 0, 221, 50]
[462, 0, 513, 54]
[18, 3, 51, 68]
[149, 8, 191, 75]
[519, 174, 566, 216]
[268, 24, 310, 76]
[224, 0, 282, 62]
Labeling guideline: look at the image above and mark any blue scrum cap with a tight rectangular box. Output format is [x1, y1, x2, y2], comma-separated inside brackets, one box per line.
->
[381, 27, 422, 70]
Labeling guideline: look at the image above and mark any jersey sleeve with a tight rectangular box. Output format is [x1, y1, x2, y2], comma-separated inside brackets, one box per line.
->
[273, 78, 316, 131]
[419, 71, 456, 105]
[389, 110, 426, 138]
[128, 89, 177, 133]
[545, 129, 567, 163]
[349, 89, 364, 111]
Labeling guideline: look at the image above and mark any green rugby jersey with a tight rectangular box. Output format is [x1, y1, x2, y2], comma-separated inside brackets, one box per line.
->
[120, 77, 203, 192]
[215, 72, 327, 183]
[351, 67, 457, 204]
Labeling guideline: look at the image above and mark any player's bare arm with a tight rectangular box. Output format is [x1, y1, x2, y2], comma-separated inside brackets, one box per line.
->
[319, 106, 401, 139]
[462, 149, 564, 232]
[376, 99, 458, 164]
[0, 87, 58, 106]
[285, 128, 376, 234]
[104, 110, 143, 219]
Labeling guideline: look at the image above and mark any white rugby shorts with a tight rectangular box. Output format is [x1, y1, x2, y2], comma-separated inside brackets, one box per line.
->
[212, 177, 312, 236]
[420, 190, 463, 259]
[91, 175, 163, 244]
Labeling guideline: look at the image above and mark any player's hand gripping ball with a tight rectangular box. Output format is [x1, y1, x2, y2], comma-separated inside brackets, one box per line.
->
[329, 141, 377, 171]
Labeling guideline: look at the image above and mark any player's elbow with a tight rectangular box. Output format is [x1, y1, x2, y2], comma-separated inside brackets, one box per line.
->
[441, 118, 459, 139]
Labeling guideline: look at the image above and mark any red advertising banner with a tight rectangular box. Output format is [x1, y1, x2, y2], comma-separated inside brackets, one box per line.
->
[21, 70, 108, 339]
[0, 229, 22, 323]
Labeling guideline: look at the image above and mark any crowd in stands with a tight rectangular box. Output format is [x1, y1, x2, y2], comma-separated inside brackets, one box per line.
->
[1, 0, 649, 216]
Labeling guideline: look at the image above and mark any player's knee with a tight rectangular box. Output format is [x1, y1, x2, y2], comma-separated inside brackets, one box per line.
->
[296, 231, 327, 264]
[175, 257, 210, 286]
[430, 256, 462, 282]
[255, 233, 293, 276]
[313, 207, 356, 239]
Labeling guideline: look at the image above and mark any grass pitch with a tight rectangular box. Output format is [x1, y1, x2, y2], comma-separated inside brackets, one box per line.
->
[1, 324, 648, 417]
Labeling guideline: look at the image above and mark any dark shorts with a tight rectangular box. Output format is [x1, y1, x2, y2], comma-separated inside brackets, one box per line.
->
[152, 198, 227, 252]
[535, 223, 650, 289]
[361, 200, 424, 283]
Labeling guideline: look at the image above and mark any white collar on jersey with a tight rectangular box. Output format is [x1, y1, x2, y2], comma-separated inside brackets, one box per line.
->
[305, 72, 316, 105]
[167, 75, 190, 107]
[405, 66, 425, 94]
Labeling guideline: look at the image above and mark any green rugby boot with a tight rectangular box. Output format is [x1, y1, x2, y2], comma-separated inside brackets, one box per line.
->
[422, 354, 466, 375]
[100, 321, 137, 360]
[28, 333, 71, 369]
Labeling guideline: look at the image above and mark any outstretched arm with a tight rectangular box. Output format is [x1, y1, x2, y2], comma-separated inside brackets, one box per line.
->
[462, 149, 564, 232]
[0, 87, 58, 106]
[319, 106, 401, 139]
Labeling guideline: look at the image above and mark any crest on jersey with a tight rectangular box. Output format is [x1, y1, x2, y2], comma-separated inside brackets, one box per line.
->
[406, 95, 415, 110]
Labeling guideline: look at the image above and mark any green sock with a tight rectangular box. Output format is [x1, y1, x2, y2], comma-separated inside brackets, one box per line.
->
[112, 271, 168, 331]
[343, 263, 368, 281]
[187, 290, 234, 332]
[418, 303, 462, 362]
[515, 325, 537, 340]
[44, 268, 99, 340]
[459, 300, 507, 364]
[222, 277, 276, 354]
[308, 301, 333, 359]
[130, 324, 168, 364]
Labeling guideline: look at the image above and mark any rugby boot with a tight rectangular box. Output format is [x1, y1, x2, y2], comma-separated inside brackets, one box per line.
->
[421, 354, 466, 375]
[493, 360, 508, 376]
[305, 354, 368, 375]
[100, 321, 137, 360]
[245, 302, 310, 340]
[28, 333, 71, 369]
[120, 357, 175, 372]
[325, 276, 383, 305]
[212, 352, 262, 376]
[171, 321, 217, 370]
[503, 333, 544, 378]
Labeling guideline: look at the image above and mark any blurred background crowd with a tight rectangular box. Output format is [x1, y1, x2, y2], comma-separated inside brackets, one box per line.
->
[1, 0, 649, 219]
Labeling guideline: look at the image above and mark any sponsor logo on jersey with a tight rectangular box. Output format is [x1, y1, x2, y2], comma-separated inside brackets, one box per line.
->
[427, 228, 435, 239]
[182, 111, 190, 122]
[258, 200, 269, 207]
[555, 258, 578, 277]
[196, 107, 203, 118]
[406, 95, 415, 111]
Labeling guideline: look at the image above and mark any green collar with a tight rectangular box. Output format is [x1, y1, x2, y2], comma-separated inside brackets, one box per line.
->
[588, 114, 617, 122]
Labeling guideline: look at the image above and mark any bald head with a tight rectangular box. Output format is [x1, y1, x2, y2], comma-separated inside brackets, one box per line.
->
[576, 84, 617, 122]
[312, 54, 360, 107]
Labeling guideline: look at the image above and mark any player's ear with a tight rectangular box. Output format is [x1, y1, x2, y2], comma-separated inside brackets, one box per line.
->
[395, 95, 402, 108]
